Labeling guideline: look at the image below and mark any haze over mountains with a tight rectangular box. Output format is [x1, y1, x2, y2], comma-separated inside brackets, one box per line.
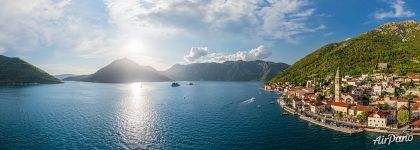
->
[68, 58, 171, 83]
[0, 54, 288, 84]
[64, 59, 289, 83]
[271, 20, 420, 84]
[163, 60, 289, 81]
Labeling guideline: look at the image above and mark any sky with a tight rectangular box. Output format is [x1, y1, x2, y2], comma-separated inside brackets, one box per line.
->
[0, 0, 419, 75]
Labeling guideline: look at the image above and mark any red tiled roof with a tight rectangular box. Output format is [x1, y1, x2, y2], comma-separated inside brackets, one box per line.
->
[390, 97, 398, 101]
[398, 105, 409, 111]
[375, 98, 384, 101]
[303, 87, 313, 91]
[408, 75, 420, 79]
[399, 98, 408, 102]
[369, 110, 394, 118]
[331, 102, 350, 108]
[311, 102, 324, 106]
[369, 111, 385, 118]
[411, 103, 420, 111]
[411, 119, 420, 127]
[352, 105, 375, 112]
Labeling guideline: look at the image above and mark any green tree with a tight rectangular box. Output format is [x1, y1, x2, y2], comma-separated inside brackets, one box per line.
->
[314, 86, 321, 93]
[407, 93, 417, 100]
[329, 83, 335, 95]
[357, 111, 372, 123]
[380, 91, 388, 98]
[342, 85, 353, 93]
[362, 91, 370, 100]
[382, 103, 390, 110]
[395, 87, 405, 98]
[397, 109, 409, 125]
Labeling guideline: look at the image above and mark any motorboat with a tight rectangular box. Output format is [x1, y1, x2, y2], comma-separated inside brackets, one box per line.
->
[171, 82, 180, 87]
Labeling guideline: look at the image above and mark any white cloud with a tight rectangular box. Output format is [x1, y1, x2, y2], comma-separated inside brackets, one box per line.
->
[184, 47, 209, 62]
[0, 0, 322, 54]
[0, 0, 71, 51]
[374, 0, 415, 19]
[0, 0, 323, 74]
[105, 0, 324, 42]
[184, 45, 272, 63]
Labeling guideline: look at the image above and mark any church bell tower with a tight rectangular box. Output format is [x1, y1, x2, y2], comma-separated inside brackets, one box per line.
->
[334, 67, 341, 102]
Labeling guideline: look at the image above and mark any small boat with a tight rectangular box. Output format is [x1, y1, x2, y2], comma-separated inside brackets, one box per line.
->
[187, 82, 194, 85]
[257, 105, 262, 108]
[270, 101, 275, 104]
[171, 82, 180, 87]
[282, 112, 288, 116]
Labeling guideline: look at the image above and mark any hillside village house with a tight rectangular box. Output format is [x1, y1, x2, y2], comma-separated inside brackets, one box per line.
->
[347, 80, 357, 86]
[348, 105, 375, 117]
[331, 102, 350, 116]
[368, 110, 395, 128]
[373, 84, 382, 95]
[396, 98, 409, 108]
[411, 103, 420, 120]
[351, 88, 364, 98]
[406, 74, 420, 83]
[310, 102, 326, 114]
[372, 97, 398, 108]
[373, 73, 384, 80]
[384, 85, 395, 94]
[292, 99, 302, 109]
[341, 94, 359, 105]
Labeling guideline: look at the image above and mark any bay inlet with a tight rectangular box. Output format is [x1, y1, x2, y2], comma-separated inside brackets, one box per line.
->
[0, 81, 419, 149]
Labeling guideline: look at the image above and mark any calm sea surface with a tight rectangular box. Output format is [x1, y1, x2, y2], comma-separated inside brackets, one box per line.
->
[0, 81, 419, 149]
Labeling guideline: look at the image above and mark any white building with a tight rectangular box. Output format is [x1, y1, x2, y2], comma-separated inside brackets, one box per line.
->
[331, 102, 349, 116]
[368, 110, 396, 128]
[373, 84, 382, 95]
[368, 111, 388, 128]
[310, 102, 326, 114]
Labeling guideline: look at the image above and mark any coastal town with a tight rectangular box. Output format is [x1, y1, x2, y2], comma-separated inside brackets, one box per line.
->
[265, 65, 420, 135]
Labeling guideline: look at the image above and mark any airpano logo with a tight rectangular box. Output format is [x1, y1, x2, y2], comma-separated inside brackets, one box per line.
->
[373, 134, 414, 145]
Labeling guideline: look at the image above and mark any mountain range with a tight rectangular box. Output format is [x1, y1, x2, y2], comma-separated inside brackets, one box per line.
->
[68, 58, 171, 83]
[54, 74, 78, 80]
[163, 60, 289, 81]
[0, 55, 61, 84]
[64, 59, 289, 83]
[270, 20, 420, 85]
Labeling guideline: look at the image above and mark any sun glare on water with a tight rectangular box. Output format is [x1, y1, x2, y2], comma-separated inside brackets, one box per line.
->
[130, 82, 144, 106]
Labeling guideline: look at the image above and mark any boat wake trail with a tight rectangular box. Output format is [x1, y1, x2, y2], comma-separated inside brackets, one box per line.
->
[241, 97, 256, 104]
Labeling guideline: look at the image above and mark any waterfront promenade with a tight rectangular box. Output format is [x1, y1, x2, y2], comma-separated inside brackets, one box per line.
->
[299, 115, 363, 134]
[278, 102, 363, 134]
[276, 98, 420, 135]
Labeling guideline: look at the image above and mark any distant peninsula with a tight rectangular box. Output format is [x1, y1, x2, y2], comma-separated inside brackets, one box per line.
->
[163, 60, 289, 81]
[0, 55, 62, 84]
